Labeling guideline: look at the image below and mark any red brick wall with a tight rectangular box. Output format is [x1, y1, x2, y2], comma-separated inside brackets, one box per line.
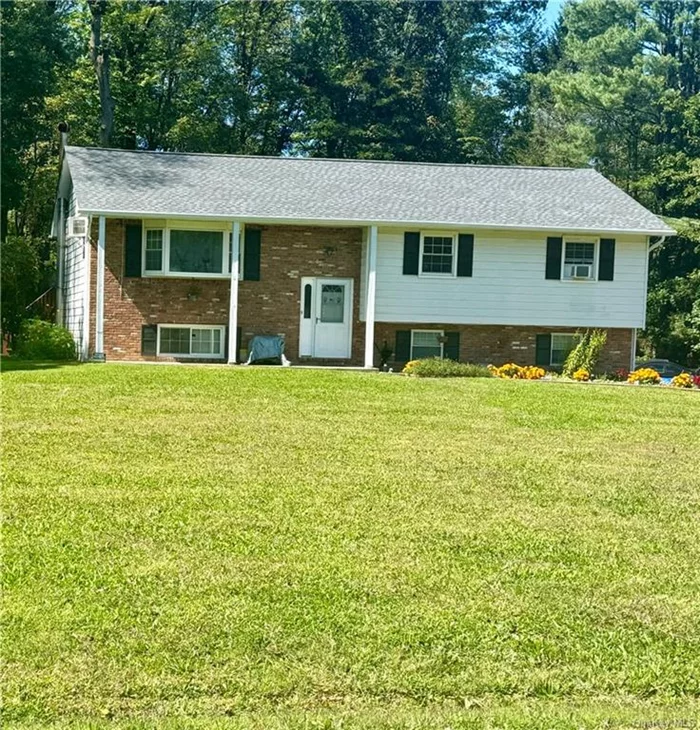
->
[373, 323, 634, 373]
[91, 219, 364, 363]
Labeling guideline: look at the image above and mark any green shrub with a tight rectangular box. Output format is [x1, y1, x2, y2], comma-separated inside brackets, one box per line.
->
[403, 358, 492, 378]
[13, 319, 76, 361]
[563, 329, 607, 377]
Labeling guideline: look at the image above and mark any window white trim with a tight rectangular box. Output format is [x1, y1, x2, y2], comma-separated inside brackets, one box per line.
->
[419, 231, 457, 278]
[550, 332, 580, 366]
[142, 226, 233, 279]
[156, 324, 226, 359]
[410, 329, 444, 360]
[561, 237, 598, 281]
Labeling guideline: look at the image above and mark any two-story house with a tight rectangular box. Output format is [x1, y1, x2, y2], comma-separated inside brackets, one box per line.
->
[52, 145, 674, 371]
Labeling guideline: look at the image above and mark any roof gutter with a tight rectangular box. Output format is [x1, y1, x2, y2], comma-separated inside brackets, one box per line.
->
[74, 207, 675, 238]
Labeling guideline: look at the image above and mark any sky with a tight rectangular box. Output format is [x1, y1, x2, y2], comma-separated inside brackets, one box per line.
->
[544, 0, 566, 30]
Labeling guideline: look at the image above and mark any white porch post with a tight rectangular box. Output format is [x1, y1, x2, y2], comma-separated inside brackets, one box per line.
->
[81, 216, 92, 362]
[364, 225, 378, 369]
[228, 220, 241, 364]
[94, 215, 106, 360]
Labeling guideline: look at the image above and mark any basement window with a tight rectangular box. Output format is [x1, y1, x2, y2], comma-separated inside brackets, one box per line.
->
[550, 333, 580, 366]
[158, 325, 225, 358]
[411, 330, 444, 360]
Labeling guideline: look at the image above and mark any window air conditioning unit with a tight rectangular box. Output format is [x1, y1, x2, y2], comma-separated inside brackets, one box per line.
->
[68, 216, 89, 237]
[572, 264, 591, 279]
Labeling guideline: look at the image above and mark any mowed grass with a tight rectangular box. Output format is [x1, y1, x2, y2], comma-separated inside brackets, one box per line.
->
[2, 363, 700, 729]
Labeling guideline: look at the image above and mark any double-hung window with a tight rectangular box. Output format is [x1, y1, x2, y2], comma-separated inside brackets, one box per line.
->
[550, 333, 580, 366]
[158, 325, 224, 358]
[145, 230, 164, 271]
[563, 240, 596, 280]
[144, 227, 229, 277]
[411, 330, 444, 359]
[421, 234, 455, 275]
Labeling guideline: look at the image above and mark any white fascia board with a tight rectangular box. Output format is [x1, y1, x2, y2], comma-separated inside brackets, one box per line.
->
[75, 208, 675, 238]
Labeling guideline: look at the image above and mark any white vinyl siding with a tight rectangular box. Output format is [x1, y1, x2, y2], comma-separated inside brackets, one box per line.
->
[370, 228, 648, 328]
[61, 186, 87, 355]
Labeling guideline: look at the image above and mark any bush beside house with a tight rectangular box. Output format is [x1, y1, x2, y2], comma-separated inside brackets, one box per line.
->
[12, 319, 76, 361]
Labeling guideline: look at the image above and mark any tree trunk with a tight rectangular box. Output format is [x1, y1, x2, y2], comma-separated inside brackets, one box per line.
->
[88, 0, 115, 147]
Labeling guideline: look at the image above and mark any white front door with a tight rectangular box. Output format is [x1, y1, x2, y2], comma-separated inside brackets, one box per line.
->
[299, 277, 353, 359]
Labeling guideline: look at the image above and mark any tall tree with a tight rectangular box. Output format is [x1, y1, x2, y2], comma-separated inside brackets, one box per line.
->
[87, 0, 115, 146]
[521, 0, 700, 364]
[292, 0, 546, 162]
[0, 0, 69, 239]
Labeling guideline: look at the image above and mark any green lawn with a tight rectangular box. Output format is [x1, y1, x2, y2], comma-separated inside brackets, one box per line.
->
[3, 363, 700, 729]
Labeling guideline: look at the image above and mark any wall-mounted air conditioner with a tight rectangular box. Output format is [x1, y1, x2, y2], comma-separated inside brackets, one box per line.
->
[572, 264, 592, 279]
[68, 216, 89, 237]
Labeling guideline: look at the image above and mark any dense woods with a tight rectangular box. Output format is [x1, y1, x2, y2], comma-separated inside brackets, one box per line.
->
[2, 0, 699, 363]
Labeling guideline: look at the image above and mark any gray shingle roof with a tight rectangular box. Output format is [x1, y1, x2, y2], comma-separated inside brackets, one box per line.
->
[65, 145, 673, 235]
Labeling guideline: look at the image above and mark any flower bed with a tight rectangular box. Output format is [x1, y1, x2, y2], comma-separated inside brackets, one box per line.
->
[489, 363, 546, 380]
[400, 359, 699, 390]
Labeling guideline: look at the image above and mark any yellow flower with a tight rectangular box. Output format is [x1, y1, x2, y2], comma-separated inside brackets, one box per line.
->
[671, 372, 693, 388]
[627, 368, 661, 385]
[572, 368, 590, 382]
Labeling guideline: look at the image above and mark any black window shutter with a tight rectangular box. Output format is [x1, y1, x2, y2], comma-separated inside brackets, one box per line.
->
[125, 223, 143, 277]
[395, 330, 411, 361]
[403, 232, 420, 275]
[535, 334, 551, 367]
[141, 324, 157, 355]
[456, 234, 474, 277]
[545, 237, 563, 280]
[444, 331, 460, 361]
[243, 229, 261, 281]
[599, 238, 616, 281]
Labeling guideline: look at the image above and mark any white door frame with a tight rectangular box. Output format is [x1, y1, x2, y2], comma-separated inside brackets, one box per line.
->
[299, 277, 353, 359]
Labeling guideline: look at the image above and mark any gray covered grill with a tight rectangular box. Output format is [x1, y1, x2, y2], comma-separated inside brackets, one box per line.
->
[244, 335, 290, 366]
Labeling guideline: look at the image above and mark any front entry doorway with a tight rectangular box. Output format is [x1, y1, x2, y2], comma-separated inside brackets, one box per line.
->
[299, 277, 353, 359]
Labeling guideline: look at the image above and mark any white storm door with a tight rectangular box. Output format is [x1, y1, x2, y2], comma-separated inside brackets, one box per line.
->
[312, 278, 353, 358]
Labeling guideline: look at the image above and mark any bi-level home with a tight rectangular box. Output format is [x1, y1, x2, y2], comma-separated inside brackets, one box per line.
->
[52, 145, 673, 371]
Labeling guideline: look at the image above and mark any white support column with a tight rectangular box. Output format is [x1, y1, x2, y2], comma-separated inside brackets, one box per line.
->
[94, 215, 106, 360]
[630, 328, 637, 372]
[364, 224, 378, 369]
[228, 220, 241, 364]
[81, 216, 92, 362]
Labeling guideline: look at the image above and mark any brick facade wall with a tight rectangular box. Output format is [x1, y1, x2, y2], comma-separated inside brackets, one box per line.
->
[91, 219, 364, 363]
[89, 218, 633, 372]
[373, 322, 634, 373]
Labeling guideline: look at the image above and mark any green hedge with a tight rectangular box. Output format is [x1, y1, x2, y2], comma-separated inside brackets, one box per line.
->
[13, 319, 76, 361]
[404, 358, 492, 378]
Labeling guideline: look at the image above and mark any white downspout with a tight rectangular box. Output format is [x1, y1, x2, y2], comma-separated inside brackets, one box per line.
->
[56, 198, 65, 326]
[648, 234, 668, 253]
